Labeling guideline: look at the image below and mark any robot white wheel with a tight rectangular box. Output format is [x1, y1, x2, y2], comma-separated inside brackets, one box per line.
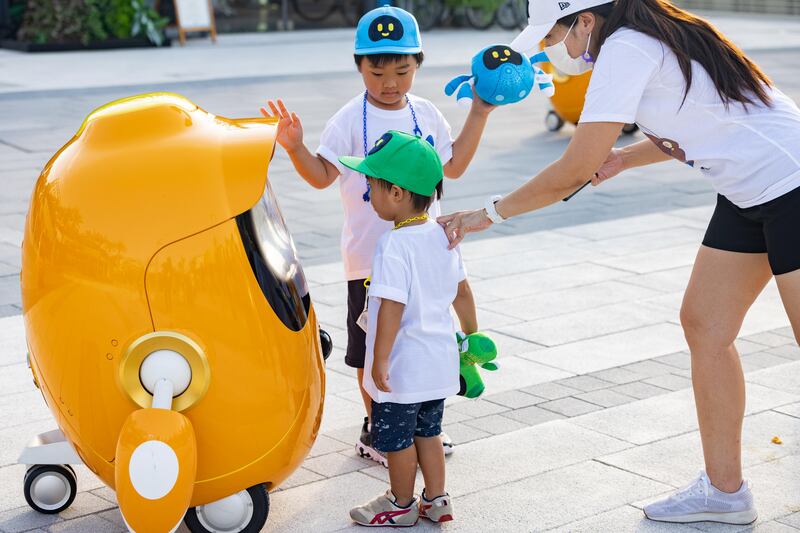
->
[23, 464, 77, 514]
[184, 484, 269, 533]
[545, 111, 565, 132]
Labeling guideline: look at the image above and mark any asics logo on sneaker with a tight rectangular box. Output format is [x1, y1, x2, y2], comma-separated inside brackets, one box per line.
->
[371, 509, 411, 525]
[559, 2, 571, 10]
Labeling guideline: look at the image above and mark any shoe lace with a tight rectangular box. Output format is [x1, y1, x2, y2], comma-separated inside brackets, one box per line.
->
[675, 473, 710, 506]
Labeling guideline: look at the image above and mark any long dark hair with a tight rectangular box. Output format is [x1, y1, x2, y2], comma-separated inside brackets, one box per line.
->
[559, 0, 772, 107]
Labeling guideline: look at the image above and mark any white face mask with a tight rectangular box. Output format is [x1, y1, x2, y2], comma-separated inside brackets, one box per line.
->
[544, 18, 595, 76]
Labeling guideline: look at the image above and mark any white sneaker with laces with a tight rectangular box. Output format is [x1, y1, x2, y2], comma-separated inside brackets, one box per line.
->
[644, 471, 757, 525]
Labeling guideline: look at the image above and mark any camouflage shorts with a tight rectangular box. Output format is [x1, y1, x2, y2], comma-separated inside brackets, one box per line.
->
[371, 399, 445, 453]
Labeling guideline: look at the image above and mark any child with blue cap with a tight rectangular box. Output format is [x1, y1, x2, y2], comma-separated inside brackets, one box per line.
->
[261, 5, 491, 469]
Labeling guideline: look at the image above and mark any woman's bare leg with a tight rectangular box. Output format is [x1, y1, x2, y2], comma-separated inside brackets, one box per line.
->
[774, 269, 800, 345]
[680, 246, 772, 492]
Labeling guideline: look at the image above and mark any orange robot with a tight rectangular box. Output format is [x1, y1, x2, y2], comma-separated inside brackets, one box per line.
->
[540, 61, 638, 135]
[17, 93, 332, 532]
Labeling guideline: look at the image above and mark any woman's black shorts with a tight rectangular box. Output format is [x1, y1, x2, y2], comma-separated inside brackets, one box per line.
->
[703, 185, 800, 275]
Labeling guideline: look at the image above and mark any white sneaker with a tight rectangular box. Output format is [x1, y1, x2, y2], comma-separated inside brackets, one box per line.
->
[644, 471, 757, 525]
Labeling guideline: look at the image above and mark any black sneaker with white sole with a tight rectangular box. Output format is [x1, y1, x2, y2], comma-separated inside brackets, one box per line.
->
[356, 417, 388, 468]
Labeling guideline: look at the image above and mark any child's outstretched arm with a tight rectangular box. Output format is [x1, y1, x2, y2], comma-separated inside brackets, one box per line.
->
[261, 99, 339, 189]
[443, 89, 496, 179]
[452, 279, 478, 335]
[372, 299, 405, 393]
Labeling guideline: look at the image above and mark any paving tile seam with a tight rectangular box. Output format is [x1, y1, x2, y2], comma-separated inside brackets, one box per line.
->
[515, 317, 679, 350]
[0, 416, 58, 433]
[482, 328, 549, 351]
[772, 407, 800, 421]
[591, 457, 683, 489]
[487, 294, 671, 323]
[467, 256, 620, 279]
[586, 259, 692, 277]
[541, 503, 648, 532]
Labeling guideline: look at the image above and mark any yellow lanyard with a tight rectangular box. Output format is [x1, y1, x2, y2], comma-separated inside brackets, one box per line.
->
[393, 214, 429, 230]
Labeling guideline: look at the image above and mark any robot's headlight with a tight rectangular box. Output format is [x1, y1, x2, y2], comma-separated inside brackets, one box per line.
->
[237, 180, 310, 331]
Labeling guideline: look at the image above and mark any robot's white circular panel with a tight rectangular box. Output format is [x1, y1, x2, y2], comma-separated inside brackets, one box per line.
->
[129, 440, 180, 500]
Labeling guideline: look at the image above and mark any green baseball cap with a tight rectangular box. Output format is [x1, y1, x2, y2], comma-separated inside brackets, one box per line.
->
[339, 130, 443, 197]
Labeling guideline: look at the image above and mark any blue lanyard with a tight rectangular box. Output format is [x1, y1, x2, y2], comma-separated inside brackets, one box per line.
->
[361, 90, 423, 202]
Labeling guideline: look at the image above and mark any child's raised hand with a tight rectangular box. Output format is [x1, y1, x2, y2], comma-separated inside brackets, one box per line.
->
[469, 86, 497, 117]
[260, 99, 304, 152]
[372, 360, 392, 393]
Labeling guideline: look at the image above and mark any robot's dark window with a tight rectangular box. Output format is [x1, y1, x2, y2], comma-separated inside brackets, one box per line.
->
[236, 181, 310, 331]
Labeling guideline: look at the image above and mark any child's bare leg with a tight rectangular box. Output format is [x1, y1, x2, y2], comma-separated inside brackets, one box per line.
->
[415, 435, 445, 497]
[356, 368, 372, 420]
[387, 445, 418, 506]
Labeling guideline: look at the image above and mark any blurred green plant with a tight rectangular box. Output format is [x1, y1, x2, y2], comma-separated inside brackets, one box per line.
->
[131, 0, 168, 46]
[16, 0, 167, 45]
[445, 0, 504, 10]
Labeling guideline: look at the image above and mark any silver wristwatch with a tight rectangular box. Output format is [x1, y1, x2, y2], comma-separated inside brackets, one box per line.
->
[484, 195, 505, 224]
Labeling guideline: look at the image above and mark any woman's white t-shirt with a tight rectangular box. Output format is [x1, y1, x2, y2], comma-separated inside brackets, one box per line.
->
[580, 27, 800, 208]
[316, 93, 455, 280]
[363, 221, 466, 405]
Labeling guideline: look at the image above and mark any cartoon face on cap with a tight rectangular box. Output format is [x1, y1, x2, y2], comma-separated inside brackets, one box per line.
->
[368, 132, 394, 155]
[368, 15, 404, 42]
[483, 46, 523, 70]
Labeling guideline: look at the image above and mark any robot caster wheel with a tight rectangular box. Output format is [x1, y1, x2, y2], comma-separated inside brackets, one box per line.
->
[23, 464, 77, 514]
[545, 111, 565, 132]
[622, 123, 639, 135]
[184, 484, 269, 533]
[320, 328, 332, 361]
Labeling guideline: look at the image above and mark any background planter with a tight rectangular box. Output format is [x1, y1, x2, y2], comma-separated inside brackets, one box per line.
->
[1, 35, 170, 52]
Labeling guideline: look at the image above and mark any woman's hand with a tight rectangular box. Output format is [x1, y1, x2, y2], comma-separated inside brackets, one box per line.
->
[372, 359, 391, 393]
[260, 99, 304, 153]
[592, 147, 625, 186]
[437, 208, 493, 248]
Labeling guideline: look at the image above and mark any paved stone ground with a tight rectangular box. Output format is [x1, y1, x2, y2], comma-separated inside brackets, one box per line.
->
[1, 17, 800, 533]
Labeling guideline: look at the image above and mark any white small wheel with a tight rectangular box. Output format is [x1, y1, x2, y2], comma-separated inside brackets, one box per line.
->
[545, 111, 565, 132]
[184, 484, 269, 533]
[23, 464, 77, 514]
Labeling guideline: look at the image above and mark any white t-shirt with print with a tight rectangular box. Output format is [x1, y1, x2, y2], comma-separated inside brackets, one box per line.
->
[580, 27, 800, 208]
[316, 93, 455, 280]
[363, 221, 466, 405]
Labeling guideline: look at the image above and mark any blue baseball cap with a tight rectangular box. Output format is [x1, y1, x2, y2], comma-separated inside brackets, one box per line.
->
[354, 6, 422, 55]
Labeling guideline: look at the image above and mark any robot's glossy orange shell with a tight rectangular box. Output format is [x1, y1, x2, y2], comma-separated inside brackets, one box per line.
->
[541, 62, 592, 125]
[20, 93, 325, 506]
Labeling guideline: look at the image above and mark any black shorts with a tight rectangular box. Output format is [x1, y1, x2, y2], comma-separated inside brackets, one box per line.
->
[371, 399, 445, 453]
[345, 279, 368, 368]
[703, 186, 800, 276]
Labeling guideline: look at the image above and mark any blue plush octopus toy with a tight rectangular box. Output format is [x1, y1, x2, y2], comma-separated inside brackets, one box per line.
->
[445, 45, 554, 107]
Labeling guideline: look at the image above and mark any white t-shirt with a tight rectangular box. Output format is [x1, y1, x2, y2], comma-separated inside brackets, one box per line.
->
[316, 93, 455, 280]
[363, 221, 466, 404]
[580, 27, 800, 208]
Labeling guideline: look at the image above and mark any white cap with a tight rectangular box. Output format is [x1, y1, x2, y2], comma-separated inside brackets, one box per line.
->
[511, 0, 611, 55]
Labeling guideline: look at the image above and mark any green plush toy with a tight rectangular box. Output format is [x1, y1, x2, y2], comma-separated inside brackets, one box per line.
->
[457, 332, 499, 399]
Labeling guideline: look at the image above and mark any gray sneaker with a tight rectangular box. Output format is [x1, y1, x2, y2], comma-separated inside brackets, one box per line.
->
[644, 471, 757, 525]
[350, 490, 419, 527]
[441, 431, 455, 456]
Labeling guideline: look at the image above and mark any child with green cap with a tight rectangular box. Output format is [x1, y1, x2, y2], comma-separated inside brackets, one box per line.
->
[261, 5, 489, 467]
[340, 131, 474, 526]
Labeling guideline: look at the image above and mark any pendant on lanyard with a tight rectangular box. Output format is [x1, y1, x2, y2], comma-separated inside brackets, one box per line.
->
[361, 91, 425, 202]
